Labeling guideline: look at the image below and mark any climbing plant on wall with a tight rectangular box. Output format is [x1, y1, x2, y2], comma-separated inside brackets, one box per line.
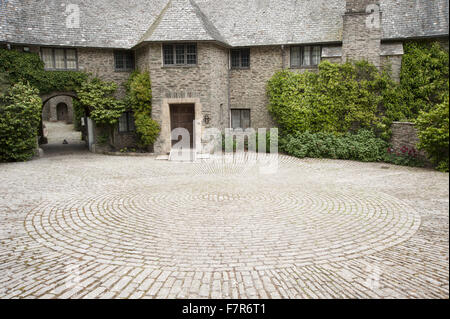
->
[400, 41, 449, 119]
[76, 78, 125, 125]
[401, 41, 449, 172]
[0, 49, 89, 162]
[267, 60, 403, 140]
[0, 49, 87, 94]
[125, 71, 160, 149]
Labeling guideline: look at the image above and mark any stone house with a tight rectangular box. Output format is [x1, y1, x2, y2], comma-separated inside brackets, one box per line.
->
[0, 0, 448, 154]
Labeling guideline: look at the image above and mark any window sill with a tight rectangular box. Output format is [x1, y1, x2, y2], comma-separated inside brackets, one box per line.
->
[44, 68, 79, 72]
[162, 65, 198, 69]
[114, 69, 134, 73]
[231, 67, 250, 70]
[289, 66, 319, 70]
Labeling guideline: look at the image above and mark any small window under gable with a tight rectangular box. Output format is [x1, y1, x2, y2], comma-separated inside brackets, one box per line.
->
[290, 45, 321, 68]
[114, 50, 135, 71]
[163, 43, 197, 66]
[231, 48, 250, 69]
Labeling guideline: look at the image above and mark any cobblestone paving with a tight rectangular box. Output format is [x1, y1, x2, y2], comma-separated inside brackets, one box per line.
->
[43, 121, 83, 145]
[0, 152, 448, 299]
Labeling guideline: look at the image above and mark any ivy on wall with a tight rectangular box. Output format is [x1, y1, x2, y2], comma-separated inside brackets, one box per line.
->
[267, 60, 402, 140]
[401, 41, 449, 172]
[0, 49, 88, 162]
[0, 49, 87, 94]
[77, 78, 125, 125]
[267, 41, 449, 171]
[125, 71, 160, 149]
[400, 41, 449, 119]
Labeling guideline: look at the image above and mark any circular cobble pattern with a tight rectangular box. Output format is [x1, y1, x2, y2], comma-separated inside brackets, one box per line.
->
[1, 153, 448, 299]
[25, 174, 421, 270]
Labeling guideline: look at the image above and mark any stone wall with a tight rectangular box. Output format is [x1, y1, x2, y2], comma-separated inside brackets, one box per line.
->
[390, 122, 428, 160]
[229, 46, 281, 130]
[77, 48, 132, 98]
[42, 96, 74, 124]
[137, 42, 229, 154]
[15, 45, 137, 150]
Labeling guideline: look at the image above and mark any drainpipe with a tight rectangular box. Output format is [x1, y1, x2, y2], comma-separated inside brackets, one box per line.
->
[227, 50, 232, 129]
[281, 45, 286, 69]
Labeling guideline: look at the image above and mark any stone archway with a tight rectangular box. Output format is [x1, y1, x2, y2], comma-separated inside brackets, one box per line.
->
[39, 91, 91, 152]
[41, 92, 79, 124]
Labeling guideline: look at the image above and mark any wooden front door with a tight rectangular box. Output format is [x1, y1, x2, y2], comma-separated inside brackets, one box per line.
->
[170, 104, 195, 148]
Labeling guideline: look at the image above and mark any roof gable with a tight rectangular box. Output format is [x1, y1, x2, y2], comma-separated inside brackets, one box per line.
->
[140, 0, 227, 45]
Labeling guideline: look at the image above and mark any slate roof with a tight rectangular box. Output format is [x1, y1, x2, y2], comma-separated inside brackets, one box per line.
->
[139, 0, 227, 45]
[381, 0, 449, 40]
[0, 0, 448, 49]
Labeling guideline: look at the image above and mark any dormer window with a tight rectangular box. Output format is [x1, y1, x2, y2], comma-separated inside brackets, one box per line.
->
[163, 44, 197, 66]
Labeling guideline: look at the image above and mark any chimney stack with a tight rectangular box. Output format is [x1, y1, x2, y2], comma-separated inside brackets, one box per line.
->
[342, 0, 382, 67]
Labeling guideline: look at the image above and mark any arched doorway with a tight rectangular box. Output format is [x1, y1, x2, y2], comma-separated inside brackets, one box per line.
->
[56, 102, 68, 122]
[39, 92, 91, 156]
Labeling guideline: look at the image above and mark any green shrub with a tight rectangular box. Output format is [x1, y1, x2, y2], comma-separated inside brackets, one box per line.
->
[399, 41, 449, 172]
[400, 41, 449, 118]
[281, 130, 388, 162]
[0, 82, 42, 162]
[281, 130, 425, 167]
[72, 99, 85, 131]
[415, 96, 449, 172]
[125, 72, 160, 148]
[77, 78, 125, 125]
[267, 61, 401, 138]
[133, 112, 160, 149]
[383, 146, 425, 168]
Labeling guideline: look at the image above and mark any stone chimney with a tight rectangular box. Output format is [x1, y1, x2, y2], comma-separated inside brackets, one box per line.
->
[342, 0, 382, 67]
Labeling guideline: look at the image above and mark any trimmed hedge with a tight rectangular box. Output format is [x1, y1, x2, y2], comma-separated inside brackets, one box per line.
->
[281, 130, 387, 162]
[281, 130, 424, 167]
[0, 82, 42, 162]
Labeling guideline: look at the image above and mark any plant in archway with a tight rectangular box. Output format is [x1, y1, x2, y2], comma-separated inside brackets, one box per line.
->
[76, 78, 126, 147]
[77, 78, 125, 125]
[0, 82, 42, 162]
[125, 72, 160, 149]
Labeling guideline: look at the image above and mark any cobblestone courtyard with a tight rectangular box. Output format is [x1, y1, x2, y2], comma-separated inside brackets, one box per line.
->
[0, 151, 448, 299]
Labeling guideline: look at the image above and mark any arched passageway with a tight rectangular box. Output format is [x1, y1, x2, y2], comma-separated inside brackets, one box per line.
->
[39, 92, 91, 156]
